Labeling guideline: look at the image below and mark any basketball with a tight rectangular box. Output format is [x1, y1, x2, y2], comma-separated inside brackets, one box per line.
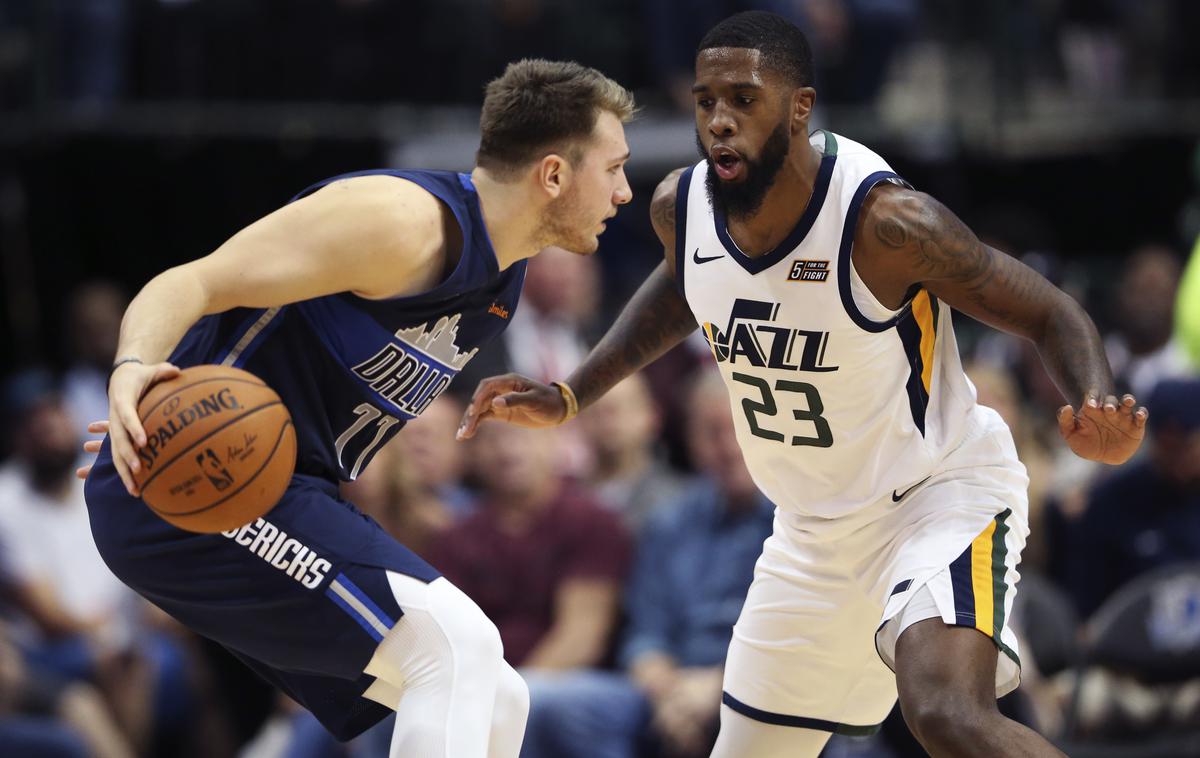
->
[131, 365, 296, 533]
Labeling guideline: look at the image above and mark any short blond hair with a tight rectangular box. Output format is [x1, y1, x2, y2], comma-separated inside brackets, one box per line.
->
[476, 59, 635, 178]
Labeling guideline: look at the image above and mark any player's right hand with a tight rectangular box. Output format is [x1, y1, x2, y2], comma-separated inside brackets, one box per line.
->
[457, 373, 567, 440]
[107, 361, 181, 496]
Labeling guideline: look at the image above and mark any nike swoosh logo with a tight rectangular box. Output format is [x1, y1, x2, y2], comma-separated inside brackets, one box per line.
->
[693, 248, 723, 264]
[892, 475, 932, 503]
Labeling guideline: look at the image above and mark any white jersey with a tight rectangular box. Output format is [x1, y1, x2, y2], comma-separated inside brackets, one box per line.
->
[677, 130, 986, 519]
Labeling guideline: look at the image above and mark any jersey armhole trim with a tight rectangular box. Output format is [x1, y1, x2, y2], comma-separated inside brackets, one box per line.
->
[836, 171, 916, 333]
[673, 165, 696, 299]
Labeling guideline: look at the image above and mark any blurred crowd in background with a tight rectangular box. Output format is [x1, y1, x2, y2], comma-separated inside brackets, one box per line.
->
[2, 1, 1200, 757]
[3, 0, 1199, 109]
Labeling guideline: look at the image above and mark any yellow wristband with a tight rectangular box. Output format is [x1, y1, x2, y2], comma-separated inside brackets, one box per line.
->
[551, 381, 579, 423]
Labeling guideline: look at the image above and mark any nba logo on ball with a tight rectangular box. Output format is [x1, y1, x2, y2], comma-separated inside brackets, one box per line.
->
[196, 448, 236, 491]
[132, 365, 297, 534]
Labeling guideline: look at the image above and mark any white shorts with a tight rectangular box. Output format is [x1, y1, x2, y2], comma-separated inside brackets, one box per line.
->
[721, 406, 1029, 735]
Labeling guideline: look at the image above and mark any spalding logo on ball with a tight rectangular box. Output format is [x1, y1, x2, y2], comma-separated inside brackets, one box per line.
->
[131, 365, 297, 534]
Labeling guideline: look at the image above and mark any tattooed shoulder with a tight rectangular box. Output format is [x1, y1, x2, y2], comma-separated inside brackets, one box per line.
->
[862, 184, 1053, 334]
[864, 185, 992, 284]
[650, 168, 687, 245]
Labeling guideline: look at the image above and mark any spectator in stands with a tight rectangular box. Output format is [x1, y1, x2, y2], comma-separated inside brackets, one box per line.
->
[642, 0, 738, 110]
[0, 623, 132, 758]
[967, 362, 1055, 569]
[344, 396, 475, 551]
[51, 0, 130, 107]
[454, 246, 600, 391]
[644, 0, 916, 110]
[427, 421, 632, 758]
[452, 246, 600, 473]
[1061, 377, 1200, 617]
[0, 370, 133, 658]
[779, 0, 919, 105]
[60, 281, 126, 441]
[1104, 244, 1192, 399]
[0, 370, 192, 755]
[579, 374, 683, 533]
[389, 394, 474, 517]
[620, 369, 774, 757]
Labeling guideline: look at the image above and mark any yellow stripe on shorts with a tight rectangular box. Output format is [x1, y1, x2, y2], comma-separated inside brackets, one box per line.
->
[969, 519, 998, 636]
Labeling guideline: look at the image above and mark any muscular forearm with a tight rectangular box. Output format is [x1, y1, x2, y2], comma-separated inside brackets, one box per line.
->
[1035, 295, 1115, 402]
[115, 266, 211, 364]
[566, 263, 696, 409]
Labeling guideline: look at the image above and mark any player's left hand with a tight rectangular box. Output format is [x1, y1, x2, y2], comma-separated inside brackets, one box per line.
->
[456, 373, 568, 440]
[74, 420, 110, 480]
[1057, 392, 1147, 465]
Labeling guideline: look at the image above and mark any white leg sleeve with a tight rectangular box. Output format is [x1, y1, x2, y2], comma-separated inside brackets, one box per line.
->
[362, 574, 518, 758]
[488, 662, 529, 758]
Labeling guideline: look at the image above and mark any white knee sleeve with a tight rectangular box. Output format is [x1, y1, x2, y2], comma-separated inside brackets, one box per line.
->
[362, 575, 509, 758]
[488, 663, 529, 758]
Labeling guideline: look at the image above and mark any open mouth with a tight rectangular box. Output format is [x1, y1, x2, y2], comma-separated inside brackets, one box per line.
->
[711, 146, 744, 181]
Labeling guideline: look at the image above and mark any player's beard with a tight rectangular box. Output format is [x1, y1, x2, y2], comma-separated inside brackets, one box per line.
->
[699, 120, 791, 221]
[538, 185, 597, 255]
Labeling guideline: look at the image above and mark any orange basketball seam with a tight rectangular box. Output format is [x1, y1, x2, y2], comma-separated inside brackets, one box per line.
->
[138, 400, 285, 492]
[148, 419, 295, 519]
[138, 375, 268, 421]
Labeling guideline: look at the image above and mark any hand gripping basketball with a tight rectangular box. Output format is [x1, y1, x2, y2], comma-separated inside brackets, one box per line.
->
[106, 360, 183, 495]
[129, 365, 297, 532]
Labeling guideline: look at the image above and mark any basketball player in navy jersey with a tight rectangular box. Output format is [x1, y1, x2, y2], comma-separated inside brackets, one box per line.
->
[460, 13, 1146, 758]
[76, 60, 633, 757]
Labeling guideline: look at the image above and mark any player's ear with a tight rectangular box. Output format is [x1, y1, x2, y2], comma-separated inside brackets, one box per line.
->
[537, 153, 570, 199]
[792, 87, 815, 134]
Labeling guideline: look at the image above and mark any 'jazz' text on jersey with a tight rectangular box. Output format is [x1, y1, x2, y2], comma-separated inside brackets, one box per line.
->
[701, 298, 839, 373]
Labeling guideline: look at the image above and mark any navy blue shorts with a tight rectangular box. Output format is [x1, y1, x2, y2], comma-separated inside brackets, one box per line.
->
[84, 438, 440, 740]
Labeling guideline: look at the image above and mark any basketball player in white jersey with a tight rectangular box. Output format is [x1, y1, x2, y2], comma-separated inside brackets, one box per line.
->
[459, 11, 1146, 758]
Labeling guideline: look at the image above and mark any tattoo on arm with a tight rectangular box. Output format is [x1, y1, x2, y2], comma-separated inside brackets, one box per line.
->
[650, 168, 685, 275]
[870, 189, 1114, 401]
[873, 216, 908, 249]
[566, 263, 696, 410]
[871, 192, 1046, 333]
[650, 190, 676, 235]
[1038, 303, 1114, 402]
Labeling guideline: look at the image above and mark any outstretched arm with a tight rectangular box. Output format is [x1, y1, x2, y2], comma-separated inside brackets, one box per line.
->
[855, 184, 1147, 464]
[458, 169, 697, 438]
[568, 167, 698, 407]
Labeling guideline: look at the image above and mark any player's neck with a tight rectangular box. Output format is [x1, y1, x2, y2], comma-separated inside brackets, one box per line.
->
[724, 141, 823, 257]
[471, 169, 543, 272]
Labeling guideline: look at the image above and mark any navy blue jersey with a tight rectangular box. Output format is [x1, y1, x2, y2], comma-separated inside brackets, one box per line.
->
[85, 169, 527, 739]
[168, 170, 525, 481]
